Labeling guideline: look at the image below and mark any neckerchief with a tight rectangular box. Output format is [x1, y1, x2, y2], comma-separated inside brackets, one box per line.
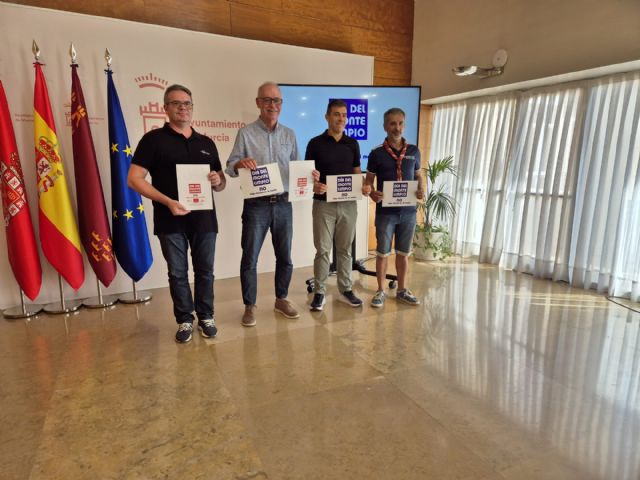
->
[383, 138, 408, 180]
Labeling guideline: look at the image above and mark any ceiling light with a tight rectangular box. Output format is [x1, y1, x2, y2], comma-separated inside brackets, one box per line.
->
[453, 49, 508, 79]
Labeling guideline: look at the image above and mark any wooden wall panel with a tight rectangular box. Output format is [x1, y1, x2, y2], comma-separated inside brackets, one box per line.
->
[230, 3, 353, 53]
[281, 0, 355, 26]
[8, 0, 146, 22]
[419, 105, 433, 167]
[145, 0, 231, 35]
[229, 0, 283, 10]
[374, 59, 412, 84]
[347, 0, 414, 35]
[6, 0, 414, 87]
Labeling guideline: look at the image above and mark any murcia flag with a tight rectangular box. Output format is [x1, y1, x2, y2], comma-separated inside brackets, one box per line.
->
[34, 62, 84, 290]
[71, 64, 116, 287]
[106, 69, 152, 281]
[0, 80, 42, 300]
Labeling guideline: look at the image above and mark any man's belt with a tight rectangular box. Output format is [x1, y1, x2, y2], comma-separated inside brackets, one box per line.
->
[247, 192, 289, 203]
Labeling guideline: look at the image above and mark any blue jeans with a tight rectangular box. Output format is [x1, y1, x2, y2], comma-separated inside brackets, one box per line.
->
[375, 211, 416, 257]
[158, 232, 216, 324]
[240, 199, 293, 305]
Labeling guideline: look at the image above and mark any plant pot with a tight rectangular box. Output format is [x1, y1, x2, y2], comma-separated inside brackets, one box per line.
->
[413, 231, 444, 261]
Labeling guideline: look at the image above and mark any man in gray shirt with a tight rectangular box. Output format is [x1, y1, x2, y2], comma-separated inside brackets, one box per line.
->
[226, 82, 301, 327]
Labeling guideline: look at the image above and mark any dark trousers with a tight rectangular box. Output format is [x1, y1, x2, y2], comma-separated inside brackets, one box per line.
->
[240, 199, 293, 305]
[158, 232, 216, 324]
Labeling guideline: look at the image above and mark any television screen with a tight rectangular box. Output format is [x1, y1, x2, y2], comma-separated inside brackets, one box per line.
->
[279, 85, 421, 171]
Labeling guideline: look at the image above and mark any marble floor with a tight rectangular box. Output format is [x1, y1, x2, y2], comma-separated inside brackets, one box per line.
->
[1, 257, 639, 480]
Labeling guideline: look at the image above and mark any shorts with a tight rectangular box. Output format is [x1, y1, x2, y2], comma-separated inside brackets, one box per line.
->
[375, 211, 416, 257]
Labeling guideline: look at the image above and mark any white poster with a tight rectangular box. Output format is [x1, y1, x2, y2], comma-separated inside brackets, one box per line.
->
[326, 174, 363, 202]
[382, 180, 419, 207]
[238, 163, 284, 199]
[176, 164, 213, 210]
[288, 160, 315, 202]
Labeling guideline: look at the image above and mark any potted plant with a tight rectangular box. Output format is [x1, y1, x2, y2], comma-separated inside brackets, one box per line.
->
[413, 155, 457, 261]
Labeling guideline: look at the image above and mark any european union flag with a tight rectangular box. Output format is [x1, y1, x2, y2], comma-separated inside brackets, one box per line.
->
[106, 69, 153, 282]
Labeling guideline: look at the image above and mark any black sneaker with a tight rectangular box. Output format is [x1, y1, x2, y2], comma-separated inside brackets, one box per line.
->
[341, 290, 363, 307]
[198, 318, 218, 338]
[310, 293, 326, 311]
[175, 323, 193, 343]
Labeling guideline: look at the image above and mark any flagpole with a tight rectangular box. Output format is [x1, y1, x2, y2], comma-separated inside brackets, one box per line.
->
[83, 276, 119, 309]
[43, 274, 82, 314]
[2, 288, 42, 319]
[105, 49, 153, 305]
[119, 280, 152, 304]
[67, 44, 117, 309]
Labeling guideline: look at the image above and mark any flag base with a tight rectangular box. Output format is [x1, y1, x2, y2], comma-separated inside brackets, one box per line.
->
[118, 291, 152, 304]
[2, 304, 43, 319]
[82, 294, 119, 309]
[43, 299, 83, 314]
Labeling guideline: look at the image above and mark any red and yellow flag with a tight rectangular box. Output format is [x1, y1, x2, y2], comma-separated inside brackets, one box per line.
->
[0, 80, 42, 300]
[34, 62, 84, 290]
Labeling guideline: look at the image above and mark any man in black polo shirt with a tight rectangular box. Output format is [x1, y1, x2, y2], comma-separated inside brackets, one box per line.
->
[128, 84, 226, 343]
[305, 99, 371, 311]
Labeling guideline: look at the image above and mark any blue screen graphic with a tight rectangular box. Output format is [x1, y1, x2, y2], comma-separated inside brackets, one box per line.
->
[279, 85, 420, 171]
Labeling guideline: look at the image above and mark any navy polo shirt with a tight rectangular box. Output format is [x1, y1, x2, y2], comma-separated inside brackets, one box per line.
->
[132, 123, 221, 234]
[305, 130, 360, 201]
[366, 142, 421, 215]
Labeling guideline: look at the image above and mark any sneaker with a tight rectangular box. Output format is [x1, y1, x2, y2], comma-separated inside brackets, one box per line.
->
[242, 305, 257, 327]
[175, 322, 193, 343]
[198, 318, 218, 338]
[275, 298, 300, 319]
[310, 293, 326, 311]
[371, 290, 385, 308]
[341, 290, 363, 307]
[396, 289, 420, 305]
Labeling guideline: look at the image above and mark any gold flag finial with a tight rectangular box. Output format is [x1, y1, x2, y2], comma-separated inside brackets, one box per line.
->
[32, 40, 40, 62]
[69, 43, 77, 64]
[105, 48, 112, 69]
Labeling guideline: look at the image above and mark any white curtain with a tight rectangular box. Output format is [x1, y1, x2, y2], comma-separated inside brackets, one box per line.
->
[429, 71, 640, 302]
[569, 73, 640, 300]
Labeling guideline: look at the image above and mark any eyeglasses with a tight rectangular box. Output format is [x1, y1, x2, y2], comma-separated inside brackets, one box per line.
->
[167, 101, 193, 109]
[258, 97, 283, 105]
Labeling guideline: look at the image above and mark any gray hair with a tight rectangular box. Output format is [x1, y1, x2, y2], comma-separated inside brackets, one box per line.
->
[257, 81, 280, 97]
[383, 107, 406, 122]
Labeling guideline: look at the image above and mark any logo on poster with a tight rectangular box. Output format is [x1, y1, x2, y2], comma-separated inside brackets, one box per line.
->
[337, 176, 353, 192]
[332, 98, 368, 140]
[392, 182, 408, 198]
[251, 167, 271, 187]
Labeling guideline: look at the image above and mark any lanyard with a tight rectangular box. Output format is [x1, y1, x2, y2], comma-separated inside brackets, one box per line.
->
[383, 139, 408, 180]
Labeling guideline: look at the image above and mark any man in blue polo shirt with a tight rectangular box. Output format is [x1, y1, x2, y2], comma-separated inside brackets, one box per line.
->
[365, 107, 424, 308]
[129, 84, 226, 343]
[226, 82, 303, 327]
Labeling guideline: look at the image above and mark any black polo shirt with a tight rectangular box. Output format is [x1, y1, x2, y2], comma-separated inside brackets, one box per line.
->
[132, 123, 221, 234]
[367, 142, 421, 215]
[305, 130, 361, 201]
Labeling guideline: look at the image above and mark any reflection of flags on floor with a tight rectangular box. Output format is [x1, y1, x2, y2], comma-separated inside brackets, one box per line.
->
[0, 80, 42, 300]
[107, 69, 152, 281]
[34, 62, 84, 290]
[71, 64, 116, 287]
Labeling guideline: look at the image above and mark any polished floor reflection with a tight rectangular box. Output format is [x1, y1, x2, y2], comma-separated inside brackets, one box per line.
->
[1, 257, 639, 479]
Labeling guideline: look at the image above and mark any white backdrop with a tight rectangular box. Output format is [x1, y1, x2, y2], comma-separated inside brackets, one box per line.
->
[0, 2, 373, 308]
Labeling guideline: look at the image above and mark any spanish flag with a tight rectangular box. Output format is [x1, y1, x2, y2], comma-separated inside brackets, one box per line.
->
[34, 62, 84, 290]
[0, 80, 42, 300]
